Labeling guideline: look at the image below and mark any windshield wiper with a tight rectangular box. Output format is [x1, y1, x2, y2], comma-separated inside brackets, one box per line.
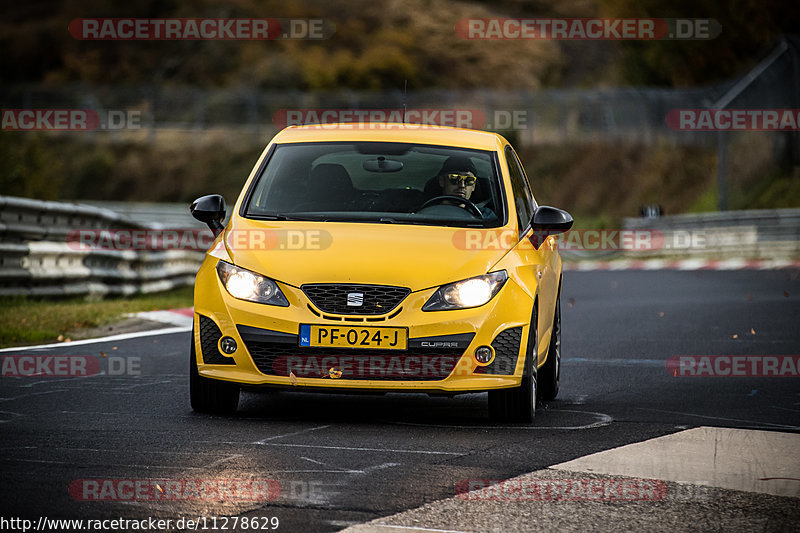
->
[248, 213, 326, 221]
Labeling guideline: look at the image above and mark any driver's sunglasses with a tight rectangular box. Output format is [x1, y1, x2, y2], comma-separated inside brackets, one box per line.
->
[445, 173, 477, 186]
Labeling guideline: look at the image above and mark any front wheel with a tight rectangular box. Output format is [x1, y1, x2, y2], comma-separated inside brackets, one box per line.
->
[189, 329, 240, 414]
[538, 293, 561, 401]
[488, 306, 537, 422]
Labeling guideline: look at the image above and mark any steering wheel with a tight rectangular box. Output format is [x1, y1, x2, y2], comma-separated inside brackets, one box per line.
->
[416, 195, 483, 218]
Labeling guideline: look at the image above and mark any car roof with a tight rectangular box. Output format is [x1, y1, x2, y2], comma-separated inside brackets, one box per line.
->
[271, 123, 507, 151]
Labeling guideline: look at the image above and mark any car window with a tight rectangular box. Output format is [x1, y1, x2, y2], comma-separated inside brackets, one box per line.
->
[244, 142, 505, 228]
[508, 147, 537, 210]
[505, 145, 535, 233]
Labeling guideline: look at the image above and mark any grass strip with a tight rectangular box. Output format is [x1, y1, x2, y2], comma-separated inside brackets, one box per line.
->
[0, 287, 193, 348]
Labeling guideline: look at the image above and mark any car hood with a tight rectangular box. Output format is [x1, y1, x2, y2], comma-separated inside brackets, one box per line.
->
[223, 218, 509, 292]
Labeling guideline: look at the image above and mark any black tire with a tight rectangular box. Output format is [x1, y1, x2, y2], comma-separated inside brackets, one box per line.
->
[538, 293, 561, 401]
[189, 329, 240, 414]
[488, 305, 537, 422]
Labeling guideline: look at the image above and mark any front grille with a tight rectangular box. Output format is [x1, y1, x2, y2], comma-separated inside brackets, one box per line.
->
[301, 284, 410, 315]
[198, 315, 235, 365]
[475, 327, 522, 375]
[239, 325, 472, 381]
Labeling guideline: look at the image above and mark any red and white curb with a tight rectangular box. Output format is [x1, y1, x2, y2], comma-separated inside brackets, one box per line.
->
[564, 258, 800, 271]
[131, 307, 193, 328]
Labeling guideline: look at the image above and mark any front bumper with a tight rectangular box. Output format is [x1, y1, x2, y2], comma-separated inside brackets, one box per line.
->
[193, 258, 535, 393]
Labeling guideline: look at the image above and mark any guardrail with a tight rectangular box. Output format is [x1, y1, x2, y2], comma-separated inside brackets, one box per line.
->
[2, 195, 798, 296]
[0, 195, 204, 297]
[76, 200, 206, 230]
[621, 209, 800, 259]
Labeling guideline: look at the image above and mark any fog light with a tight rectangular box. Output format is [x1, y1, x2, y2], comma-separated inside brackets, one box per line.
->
[475, 346, 493, 364]
[219, 336, 237, 354]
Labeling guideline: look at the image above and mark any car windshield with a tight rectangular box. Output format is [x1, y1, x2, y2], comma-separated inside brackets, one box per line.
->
[244, 141, 505, 227]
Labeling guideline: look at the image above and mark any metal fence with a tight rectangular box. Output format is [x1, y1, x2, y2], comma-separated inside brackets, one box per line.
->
[0, 84, 726, 147]
[2, 36, 796, 149]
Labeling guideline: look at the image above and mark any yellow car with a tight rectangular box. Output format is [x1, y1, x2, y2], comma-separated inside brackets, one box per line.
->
[189, 123, 572, 421]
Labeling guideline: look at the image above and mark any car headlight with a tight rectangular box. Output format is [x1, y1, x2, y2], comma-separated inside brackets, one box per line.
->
[422, 271, 508, 311]
[216, 260, 289, 306]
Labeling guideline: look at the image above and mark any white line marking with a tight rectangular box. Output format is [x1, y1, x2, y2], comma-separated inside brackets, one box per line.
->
[2, 458, 208, 470]
[0, 446, 249, 461]
[771, 405, 800, 413]
[0, 326, 191, 353]
[19, 375, 178, 388]
[325, 521, 361, 528]
[255, 443, 463, 455]
[273, 469, 366, 473]
[637, 407, 800, 430]
[300, 455, 400, 475]
[566, 358, 665, 367]
[391, 410, 613, 430]
[0, 390, 66, 402]
[254, 425, 331, 444]
[110, 380, 174, 390]
[60, 411, 120, 416]
[20, 376, 103, 388]
[0, 411, 24, 424]
[362, 462, 401, 473]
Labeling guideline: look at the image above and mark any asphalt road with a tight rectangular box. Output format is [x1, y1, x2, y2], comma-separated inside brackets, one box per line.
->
[1, 270, 799, 532]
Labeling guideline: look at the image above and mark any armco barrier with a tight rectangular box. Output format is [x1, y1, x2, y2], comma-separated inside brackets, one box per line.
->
[620, 209, 800, 259]
[0, 195, 142, 242]
[0, 195, 204, 296]
[2, 195, 799, 296]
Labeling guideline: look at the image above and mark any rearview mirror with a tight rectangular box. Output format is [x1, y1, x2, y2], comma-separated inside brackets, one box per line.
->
[190, 194, 226, 237]
[363, 156, 404, 172]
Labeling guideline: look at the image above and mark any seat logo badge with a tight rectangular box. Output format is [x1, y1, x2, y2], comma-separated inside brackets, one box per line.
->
[347, 292, 364, 306]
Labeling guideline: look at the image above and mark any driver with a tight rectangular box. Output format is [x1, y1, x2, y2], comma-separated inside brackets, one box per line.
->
[437, 156, 497, 220]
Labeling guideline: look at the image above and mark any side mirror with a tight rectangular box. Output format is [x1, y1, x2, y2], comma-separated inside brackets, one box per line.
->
[531, 206, 574, 234]
[190, 194, 226, 237]
[529, 206, 573, 248]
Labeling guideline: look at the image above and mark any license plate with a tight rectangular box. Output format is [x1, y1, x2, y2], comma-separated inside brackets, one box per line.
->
[299, 325, 407, 350]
